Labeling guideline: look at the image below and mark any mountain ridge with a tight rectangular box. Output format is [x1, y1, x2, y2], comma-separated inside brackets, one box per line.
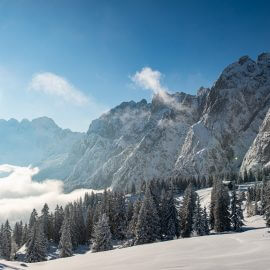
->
[64, 52, 270, 190]
[0, 53, 269, 190]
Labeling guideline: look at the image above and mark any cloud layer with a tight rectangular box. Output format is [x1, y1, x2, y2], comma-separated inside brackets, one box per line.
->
[29, 72, 89, 106]
[0, 164, 102, 225]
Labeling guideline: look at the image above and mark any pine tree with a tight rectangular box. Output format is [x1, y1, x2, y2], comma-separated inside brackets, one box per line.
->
[21, 224, 28, 245]
[0, 224, 4, 257]
[192, 196, 204, 236]
[265, 183, 270, 227]
[135, 185, 161, 245]
[209, 180, 217, 229]
[40, 203, 50, 240]
[85, 205, 94, 243]
[180, 184, 196, 238]
[261, 176, 267, 215]
[26, 220, 47, 262]
[160, 189, 179, 240]
[214, 181, 231, 232]
[92, 213, 113, 252]
[246, 189, 254, 217]
[127, 200, 141, 238]
[29, 209, 38, 230]
[13, 221, 23, 248]
[53, 205, 64, 243]
[126, 200, 134, 224]
[230, 184, 244, 231]
[203, 207, 210, 235]
[110, 192, 127, 240]
[2, 220, 12, 260]
[59, 217, 73, 258]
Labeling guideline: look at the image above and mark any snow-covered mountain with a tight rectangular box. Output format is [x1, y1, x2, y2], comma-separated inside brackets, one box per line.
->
[0, 117, 83, 180]
[0, 53, 269, 190]
[63, 53, 270, 190]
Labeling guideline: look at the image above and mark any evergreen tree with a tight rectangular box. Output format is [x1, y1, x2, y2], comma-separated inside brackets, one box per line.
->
[53, 205, 64, 243]
[192, 196, 204, 236]
[246, 189, 254, 217]
[26, 220, 47, 262]
[92, 213, 113, 252]
[40, 203, 50, 240]
[160, 189, 179, 240]
[135, 185, 161, 245]
[0, 224, 4, 257]
[127, 200, 141, 238]
[261, 177, 267, 215]
[214, 181, 231, 232]
[13, 221, 23, 248]
[203, 207, 210, 235]
[21, 224, 28, 245]
[126, 200, 134, 224]
[85, 205, 94, 243]
[2, 220, 12, 260]
[59, 217, 73, 258]
[29, 209, 38, 230]
[180, 184, 196, 238]
[110, 192, 127, 240]
[230, 184, 244, 231]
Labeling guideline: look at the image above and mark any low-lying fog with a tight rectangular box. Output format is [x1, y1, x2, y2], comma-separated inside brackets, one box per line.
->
[0, 164, 102, 225]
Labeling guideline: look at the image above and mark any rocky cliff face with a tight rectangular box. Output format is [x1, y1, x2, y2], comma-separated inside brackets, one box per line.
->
[174, 53, 270, 177]
[64, 53, 270, 190]
[240, 108, 270, 174]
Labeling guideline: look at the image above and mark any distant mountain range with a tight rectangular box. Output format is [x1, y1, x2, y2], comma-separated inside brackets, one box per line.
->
[1, 53, 270, 190]
[0, 117, 83, 180]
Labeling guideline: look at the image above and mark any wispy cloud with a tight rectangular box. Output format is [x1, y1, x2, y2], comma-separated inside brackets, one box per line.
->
[0, 164, 102, 225]
[28, 72, 89, 106]
[131, 67, 168, 94]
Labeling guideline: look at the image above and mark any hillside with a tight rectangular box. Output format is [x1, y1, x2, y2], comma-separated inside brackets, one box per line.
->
[1, 215, 268, 270]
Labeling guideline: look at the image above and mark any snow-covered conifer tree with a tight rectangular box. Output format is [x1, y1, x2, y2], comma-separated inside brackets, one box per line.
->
[127, 200, 141, 238]
[92, 213, 113, 252]
[59, 217, 73, 258]
[135, 185, 161, 245]
[2, 220, 12, 260]
[202, 207, 210, 235]
[180, 184, 196, 238]
[214, 181, 231, 232]
[192, 196, 204, 236]
[26, 220, 47, 262]
[230, 184, 244, 231]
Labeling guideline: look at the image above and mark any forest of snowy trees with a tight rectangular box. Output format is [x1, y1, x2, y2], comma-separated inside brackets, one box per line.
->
[0, 170, 270, 263]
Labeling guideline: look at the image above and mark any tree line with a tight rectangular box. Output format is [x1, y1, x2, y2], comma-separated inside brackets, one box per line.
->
[0, 174, 259, 263]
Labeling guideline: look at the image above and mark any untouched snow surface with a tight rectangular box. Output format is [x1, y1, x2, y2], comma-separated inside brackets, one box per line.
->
[1, 215, 269, 270]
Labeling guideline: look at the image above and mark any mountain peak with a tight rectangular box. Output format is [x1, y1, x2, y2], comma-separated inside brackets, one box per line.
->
[31, 116, 58, 129]
[257, 52, 270, 67]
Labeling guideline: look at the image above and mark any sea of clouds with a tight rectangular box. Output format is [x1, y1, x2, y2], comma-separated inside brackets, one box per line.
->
[0, 164, 102, 225]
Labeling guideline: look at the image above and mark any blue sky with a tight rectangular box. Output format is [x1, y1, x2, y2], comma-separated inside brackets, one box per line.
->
[0, 0, 269, 131]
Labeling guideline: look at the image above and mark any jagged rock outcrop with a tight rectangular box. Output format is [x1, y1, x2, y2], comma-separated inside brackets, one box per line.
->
[174, 53, 270, 177]
[240, 108, 270, 174]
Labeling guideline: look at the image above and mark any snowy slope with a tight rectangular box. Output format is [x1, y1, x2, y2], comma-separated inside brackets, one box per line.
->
[1, 216, 269, 270]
